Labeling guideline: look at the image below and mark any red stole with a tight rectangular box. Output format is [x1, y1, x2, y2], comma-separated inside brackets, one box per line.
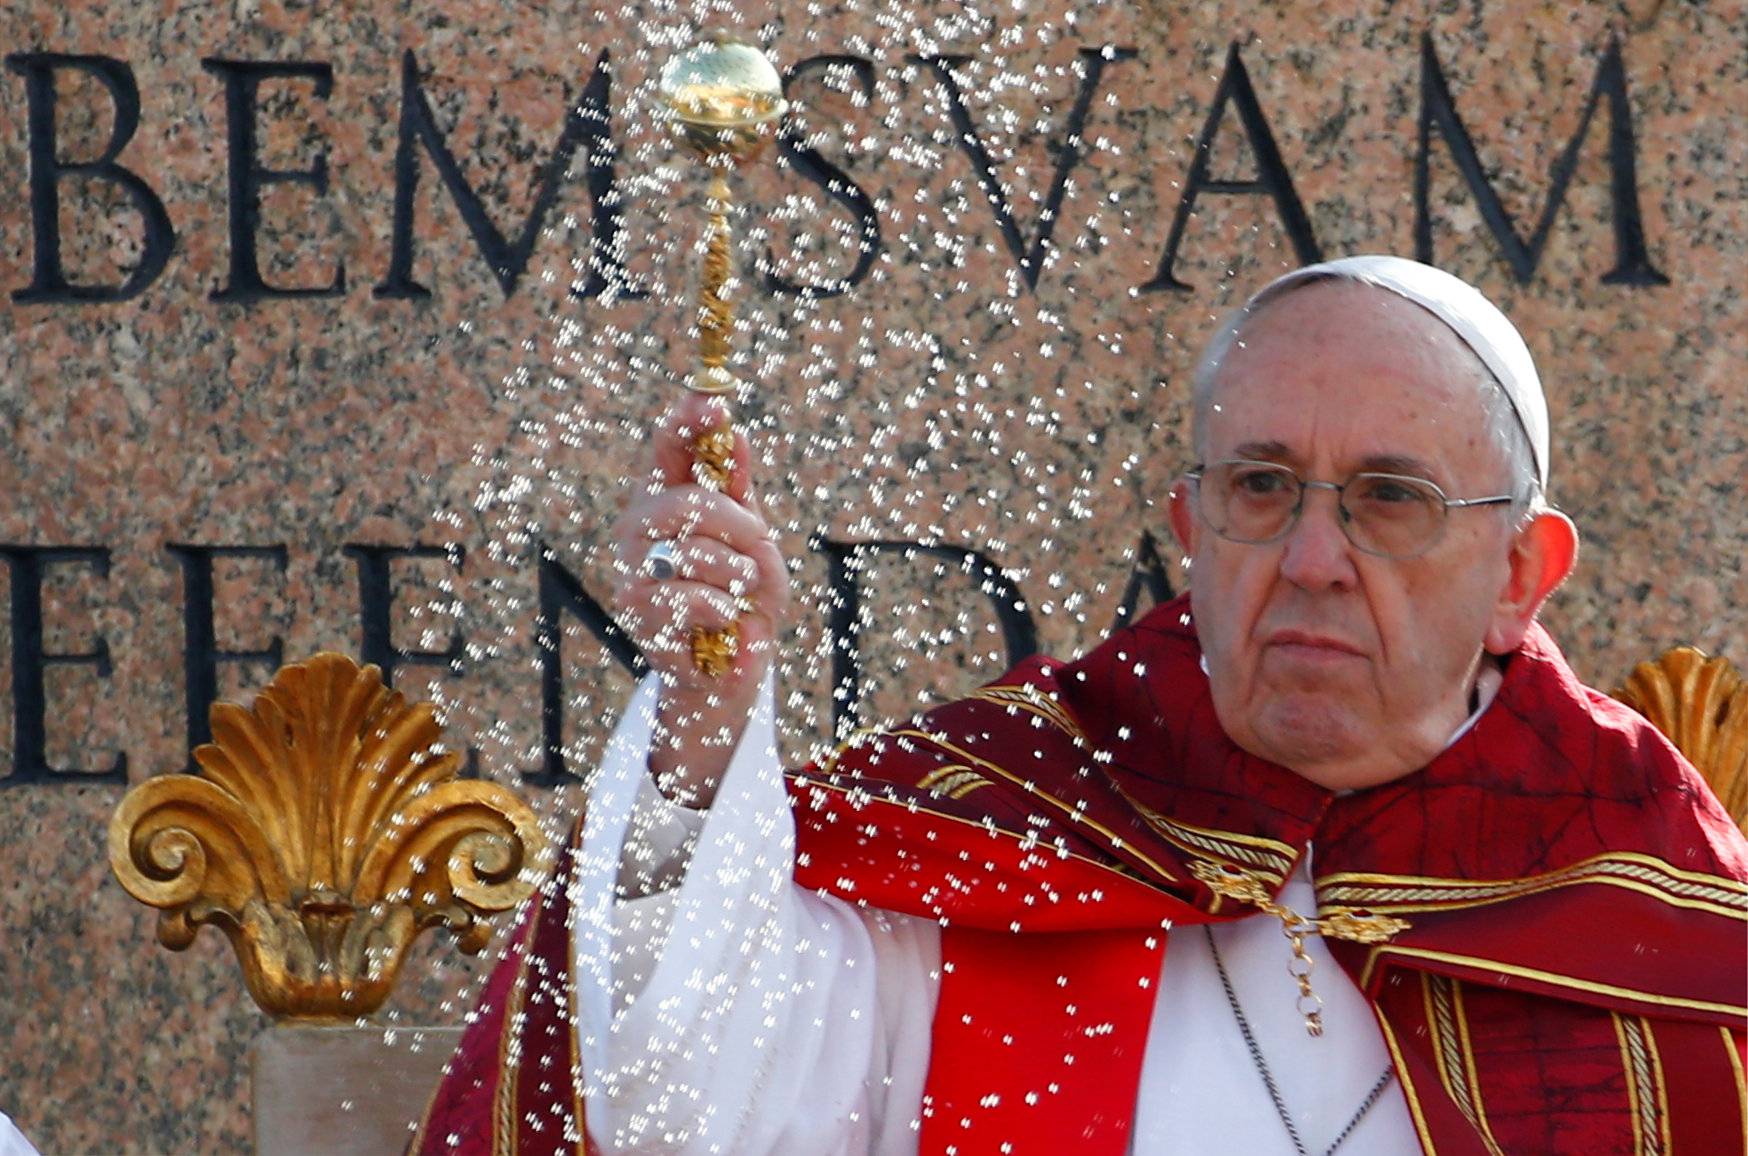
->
[409, 852, 594, 1155]
[414, 594, 1748, 1154]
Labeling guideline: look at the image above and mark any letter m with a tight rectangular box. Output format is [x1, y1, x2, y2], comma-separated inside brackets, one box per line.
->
[1415, 33, 1667, 286]
[375, 49, 642, 300]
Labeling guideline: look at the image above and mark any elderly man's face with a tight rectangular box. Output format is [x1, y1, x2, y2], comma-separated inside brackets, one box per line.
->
[1169, 281, 1553, 790]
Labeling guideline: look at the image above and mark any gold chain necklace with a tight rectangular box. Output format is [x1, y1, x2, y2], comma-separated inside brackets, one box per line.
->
[1190, 860, 1410, 1037]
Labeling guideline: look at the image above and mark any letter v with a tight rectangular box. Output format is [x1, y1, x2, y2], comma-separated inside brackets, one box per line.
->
[909, 46, 1136, 292]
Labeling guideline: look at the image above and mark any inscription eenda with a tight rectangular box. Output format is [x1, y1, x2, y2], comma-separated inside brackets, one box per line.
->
[2, 33, 1665, 306]
[0, 533, 1179, 789]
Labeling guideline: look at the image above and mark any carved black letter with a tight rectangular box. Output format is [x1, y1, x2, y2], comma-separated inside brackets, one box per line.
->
[1139, 42, 1321, 293]
[343, 544, 466, 688]
[765, 55, 882, 299]
[5, 54, 175, 303]
[0, 546, 124, 786]
[819, 539, 1038, 734]
[910, 46, 1136, 291]
[167, 544, 288, 769]
[375, 49, 644, 301]
[530, 544, 646, 787]
[1415, 34, 1667, 285]
[201, 60, 345, 302]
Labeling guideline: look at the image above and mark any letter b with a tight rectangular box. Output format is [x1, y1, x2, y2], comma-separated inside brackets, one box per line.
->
[6, 53, 176, 303]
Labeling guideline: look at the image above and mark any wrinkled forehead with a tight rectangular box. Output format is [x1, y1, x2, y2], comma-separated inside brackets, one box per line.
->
[1202, 283, 1498, 464]
[1210, 256, 1549, 484]
[1227, 276, 1487, 373]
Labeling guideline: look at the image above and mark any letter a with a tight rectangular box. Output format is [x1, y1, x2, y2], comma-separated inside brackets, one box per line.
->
[1139, 42, 1321, 294]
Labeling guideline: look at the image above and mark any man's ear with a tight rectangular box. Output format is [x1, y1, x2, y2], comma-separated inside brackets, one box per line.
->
[1168, 479, 1199, 558]
[1485, 510, 1579, 654]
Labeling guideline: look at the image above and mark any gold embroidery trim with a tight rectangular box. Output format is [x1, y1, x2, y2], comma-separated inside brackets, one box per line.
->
[1193, 859, 1408, 1036]
[1111, 781, 1297, 884]
[1723, 1025, 1748, 1140]
[816, 718, 1300, 888]
[1613, 1014, 1646, 1156]
[965, 683, 1089, 742]
[791, 772, 1155, 886]
[815, 726, 885, 777]
[1450, 982, 1503, 1155]
[1647, 1022, 1673, 1156]
[879, 728, 1184, 882]
[565, 833, 589, 1152]
[1318, 852, 1748, 921]
[495, 901, 543, 1155]
[916, 765, 995, 800]
[404, 838, 567, 1156]
[1423, 975, 1504, 1156]
[1613, 1013, 1671, 1156]
[1377, 1009, 1440, 1156]
[1321, 852, 1748, 893]
[1361, 945, 1748, 1018]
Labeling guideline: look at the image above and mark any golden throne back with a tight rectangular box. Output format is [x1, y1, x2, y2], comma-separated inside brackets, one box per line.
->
[1613, 646, 1748, 835]
[108, 652, 546, 1021]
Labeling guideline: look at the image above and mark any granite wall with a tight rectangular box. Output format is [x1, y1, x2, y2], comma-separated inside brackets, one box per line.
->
[1, 0, 1743, 1150]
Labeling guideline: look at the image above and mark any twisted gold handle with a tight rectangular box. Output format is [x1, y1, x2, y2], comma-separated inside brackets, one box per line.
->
[683, 168, 746, 677]
[688, 410, 741, 677]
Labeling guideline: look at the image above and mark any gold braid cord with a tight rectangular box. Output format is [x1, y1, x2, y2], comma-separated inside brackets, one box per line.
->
[1614, 646, 1748, 834]
[108, 653, 546, 1022]
[1192, 860, 1410, 1037]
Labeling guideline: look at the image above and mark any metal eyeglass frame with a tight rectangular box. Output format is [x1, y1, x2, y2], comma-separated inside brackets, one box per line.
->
[1183, 459, 1518, 559]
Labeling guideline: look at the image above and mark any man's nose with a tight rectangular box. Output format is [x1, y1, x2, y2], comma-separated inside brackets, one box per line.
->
[1279, 486, 1361, 589]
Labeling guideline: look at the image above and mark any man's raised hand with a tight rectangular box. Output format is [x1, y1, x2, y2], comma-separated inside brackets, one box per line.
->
[610, 393, 790, 805]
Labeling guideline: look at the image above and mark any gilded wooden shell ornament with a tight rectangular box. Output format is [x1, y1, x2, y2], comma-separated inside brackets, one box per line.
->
[108, 653, 546, 1021]
[1613, 646, 1748, 834]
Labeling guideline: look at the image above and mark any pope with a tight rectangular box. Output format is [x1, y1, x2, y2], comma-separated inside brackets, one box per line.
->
[413, 256, 1748, 1155]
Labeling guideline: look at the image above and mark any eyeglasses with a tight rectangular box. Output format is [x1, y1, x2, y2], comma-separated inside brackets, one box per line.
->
[1184, 459, 1516, 559]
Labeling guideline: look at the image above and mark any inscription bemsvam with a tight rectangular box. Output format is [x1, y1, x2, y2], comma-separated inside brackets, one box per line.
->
[3, 35, 1665, 305]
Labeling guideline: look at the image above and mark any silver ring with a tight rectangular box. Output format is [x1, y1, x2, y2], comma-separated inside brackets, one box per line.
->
[643, 540, 679, 581]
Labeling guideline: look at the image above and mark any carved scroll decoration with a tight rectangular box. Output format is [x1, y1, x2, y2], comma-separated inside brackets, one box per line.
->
[109, 653, 546, 1021]
[1614, 646, 1748, 834]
